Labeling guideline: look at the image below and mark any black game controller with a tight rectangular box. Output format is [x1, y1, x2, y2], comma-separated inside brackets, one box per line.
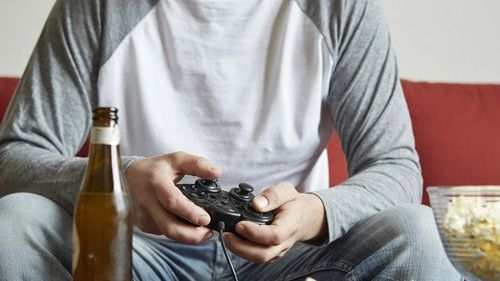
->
[176, 179, 274, 233]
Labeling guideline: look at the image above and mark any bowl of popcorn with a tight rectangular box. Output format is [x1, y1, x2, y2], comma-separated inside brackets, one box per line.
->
[428, 186, 499, 281]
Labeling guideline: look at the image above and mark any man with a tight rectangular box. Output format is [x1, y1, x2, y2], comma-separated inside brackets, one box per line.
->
[0, 0, 460, 280]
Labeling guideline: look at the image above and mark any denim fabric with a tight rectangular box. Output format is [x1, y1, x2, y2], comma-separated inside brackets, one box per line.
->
[0, 193, 461, 281]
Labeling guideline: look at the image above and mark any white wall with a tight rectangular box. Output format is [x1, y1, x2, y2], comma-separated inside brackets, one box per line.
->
[0, 0, 56, 77]
[1, 0, 499, 83]
[383, 0, 500, 83]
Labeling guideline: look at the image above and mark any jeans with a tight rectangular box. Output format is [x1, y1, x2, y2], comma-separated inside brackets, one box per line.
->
[0, 193, 461, 281]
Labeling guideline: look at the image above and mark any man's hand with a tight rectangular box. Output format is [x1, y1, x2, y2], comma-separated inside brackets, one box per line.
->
[223, 182, 327, 263]
[125, 151, 221, 244]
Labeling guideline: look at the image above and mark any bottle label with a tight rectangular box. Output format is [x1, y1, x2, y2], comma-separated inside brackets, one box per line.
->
[90, 127, 120, 145]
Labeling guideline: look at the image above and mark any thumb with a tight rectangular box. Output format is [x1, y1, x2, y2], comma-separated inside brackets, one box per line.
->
[253, 182, 297, 212]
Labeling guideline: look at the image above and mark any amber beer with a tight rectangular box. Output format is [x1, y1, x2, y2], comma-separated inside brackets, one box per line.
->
[73, 107, 132, 281]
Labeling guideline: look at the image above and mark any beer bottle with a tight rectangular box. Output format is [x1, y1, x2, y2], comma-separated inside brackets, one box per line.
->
[73, 107, 132, 281]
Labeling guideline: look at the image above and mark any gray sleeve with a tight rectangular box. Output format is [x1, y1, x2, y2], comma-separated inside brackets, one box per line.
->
[311, 0, 423, 243]
[0, 0, 147, 213]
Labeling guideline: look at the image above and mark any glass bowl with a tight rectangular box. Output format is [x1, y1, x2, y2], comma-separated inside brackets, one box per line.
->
[428, 186, 500, 281]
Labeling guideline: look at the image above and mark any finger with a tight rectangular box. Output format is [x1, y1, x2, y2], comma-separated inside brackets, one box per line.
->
[223, 233, 291, 264]
[168, 151, 222, 179]
[147, 163, 211, 226]
[267, 247, 290, 264]
[235, 207, 297, 246]
[252, 182, 297, 212]
[153, 179, 212, 226]
[148, 200, 213, 244]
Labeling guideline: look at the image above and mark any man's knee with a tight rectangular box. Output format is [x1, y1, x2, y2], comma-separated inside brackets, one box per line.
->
[0, 193, 73, 279]
[376, 204, 450, 263]
[0, 192, 70, 225]
[0, 192, 72, 258]
[381, 205, 438, 243]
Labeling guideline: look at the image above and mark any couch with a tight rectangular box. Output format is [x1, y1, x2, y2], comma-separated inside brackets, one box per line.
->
[1, 77, 500, 205]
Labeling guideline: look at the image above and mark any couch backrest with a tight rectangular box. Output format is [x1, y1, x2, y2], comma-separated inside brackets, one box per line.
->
[0, 78, 19, 124]
[403, 81, 500, 204]
[2, 78, 500, 205]
[328, 80, 500, 205]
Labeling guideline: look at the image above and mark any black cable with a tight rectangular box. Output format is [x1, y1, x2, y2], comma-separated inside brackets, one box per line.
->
[217, 221, 239, 281]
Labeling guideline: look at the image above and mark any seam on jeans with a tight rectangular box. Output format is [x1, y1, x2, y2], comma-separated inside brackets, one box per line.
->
[277, 260, 354, 281]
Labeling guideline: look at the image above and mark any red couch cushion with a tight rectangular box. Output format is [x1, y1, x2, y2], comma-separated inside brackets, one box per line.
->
[327, 133, 348, 187]
[0, 77, 19, 123]
[402, 81, 500, 204]
[328, 80, 500, 205]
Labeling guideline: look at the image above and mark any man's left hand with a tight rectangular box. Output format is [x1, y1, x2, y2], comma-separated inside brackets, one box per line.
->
[223, 182, 327, 263]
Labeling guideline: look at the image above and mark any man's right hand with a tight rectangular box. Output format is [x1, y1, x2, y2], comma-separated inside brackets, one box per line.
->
[125, 151, 221, 244]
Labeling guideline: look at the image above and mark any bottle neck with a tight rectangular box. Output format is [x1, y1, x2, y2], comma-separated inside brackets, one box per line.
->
[90, 125, 120, 146]
[87, 143, 122, 172]
[81, 125, 125, 193]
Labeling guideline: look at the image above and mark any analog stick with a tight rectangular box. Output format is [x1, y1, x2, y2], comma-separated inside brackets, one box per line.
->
[195, 179, 220, 193]
[230, 183, 255, 201]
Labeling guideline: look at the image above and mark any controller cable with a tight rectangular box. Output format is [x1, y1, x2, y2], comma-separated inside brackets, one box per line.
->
[217, 221, 239, 281]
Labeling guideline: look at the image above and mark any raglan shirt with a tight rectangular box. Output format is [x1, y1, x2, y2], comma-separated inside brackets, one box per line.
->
[0, 0, 422, 244]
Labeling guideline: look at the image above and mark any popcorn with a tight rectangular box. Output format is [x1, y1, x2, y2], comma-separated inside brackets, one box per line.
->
[443, 195, 500, 281]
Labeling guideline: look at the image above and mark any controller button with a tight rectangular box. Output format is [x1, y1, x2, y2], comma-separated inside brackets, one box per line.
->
[239, 183, 254, 193]
[230, 184, 255, 202]
[242, 205, 274, 224]
[195, 179, 220, 193]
